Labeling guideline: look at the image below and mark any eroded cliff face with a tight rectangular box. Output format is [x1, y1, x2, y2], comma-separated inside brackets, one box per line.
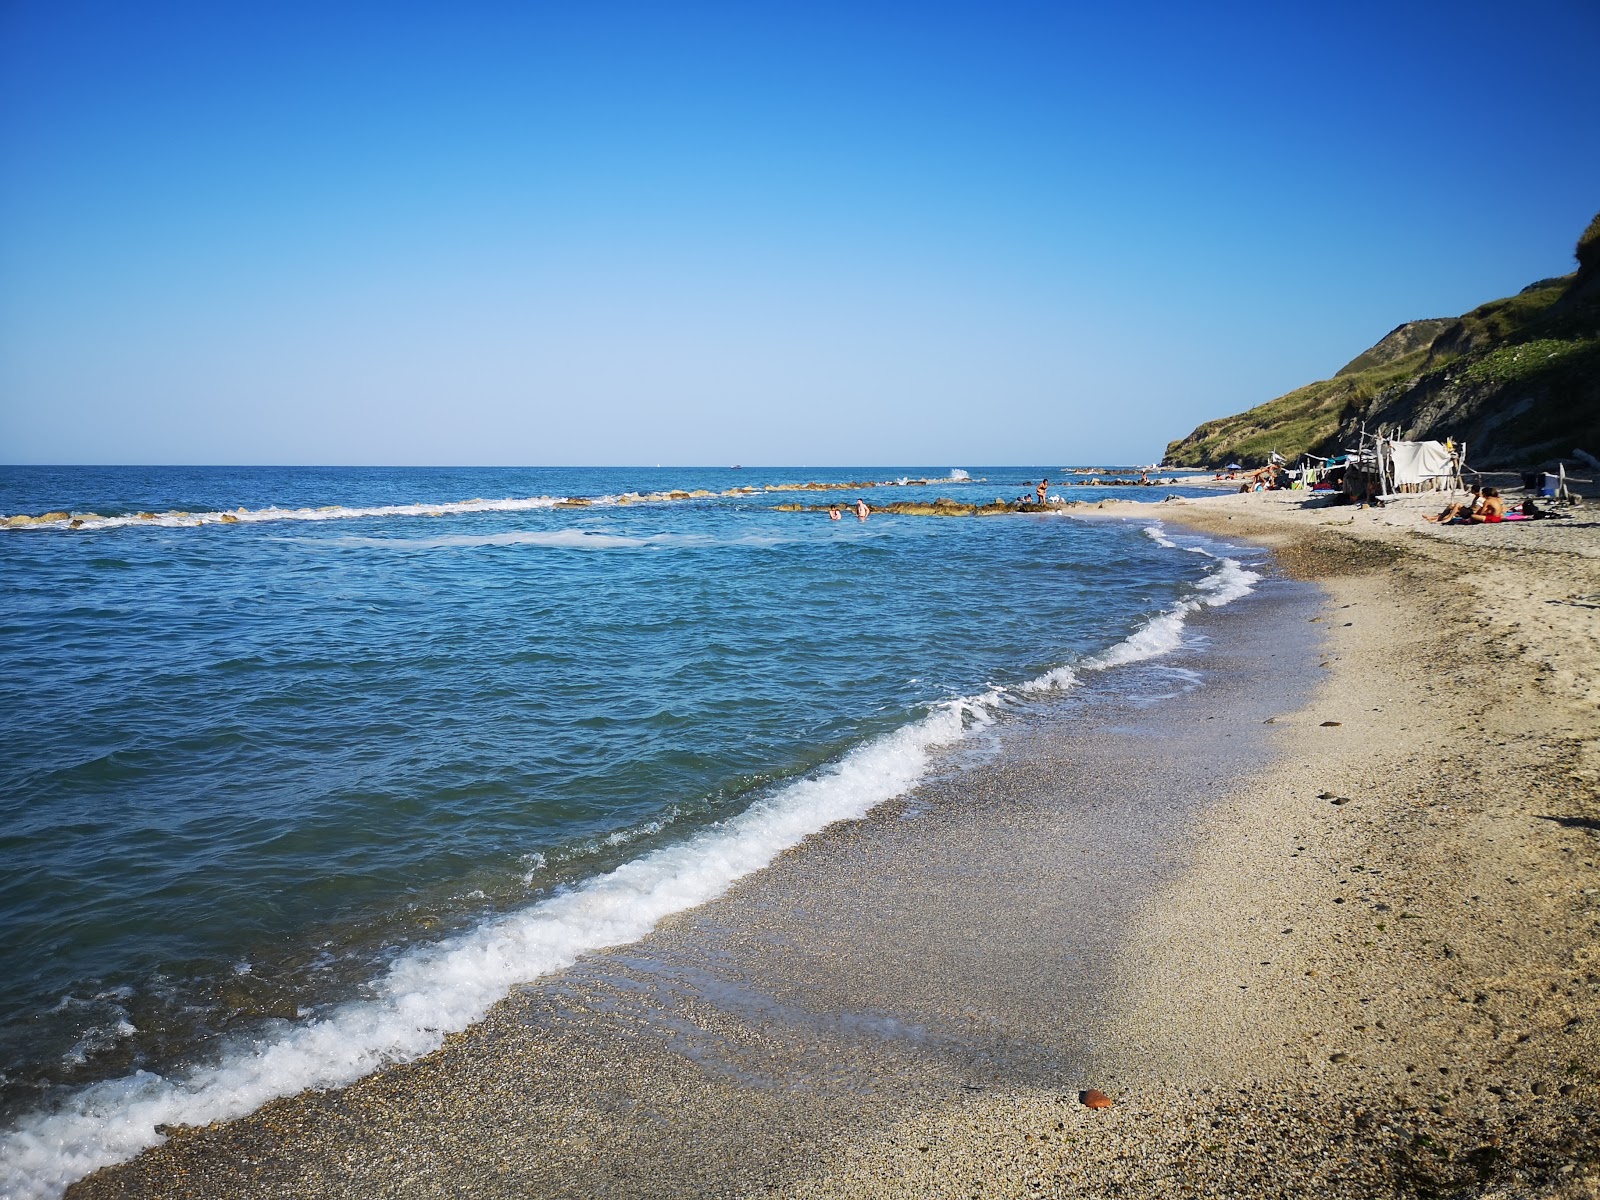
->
[1164, 212, 1600, 469]
[1333, 319, 1455, 378]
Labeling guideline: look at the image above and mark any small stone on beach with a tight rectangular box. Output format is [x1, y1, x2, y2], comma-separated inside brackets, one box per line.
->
[1080, 1089, 1113, 1109]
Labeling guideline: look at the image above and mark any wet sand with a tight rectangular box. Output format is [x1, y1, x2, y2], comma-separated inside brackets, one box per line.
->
[72, 493, 1600, 1198]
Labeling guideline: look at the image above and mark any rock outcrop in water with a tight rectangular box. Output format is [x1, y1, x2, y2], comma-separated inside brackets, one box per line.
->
[1163, 210, 1600, 468]
[774, 498, 1072, 516]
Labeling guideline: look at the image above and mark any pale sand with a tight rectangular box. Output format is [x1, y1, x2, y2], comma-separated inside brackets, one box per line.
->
[69, 491, 1600, 1198]
[793, 491, 1600, 1197]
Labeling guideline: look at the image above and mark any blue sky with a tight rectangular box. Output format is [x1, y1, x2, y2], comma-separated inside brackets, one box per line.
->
[2, 0, 1596, 466]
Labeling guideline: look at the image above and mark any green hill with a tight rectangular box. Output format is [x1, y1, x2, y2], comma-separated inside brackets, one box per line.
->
[1163, 211, 1600, 469]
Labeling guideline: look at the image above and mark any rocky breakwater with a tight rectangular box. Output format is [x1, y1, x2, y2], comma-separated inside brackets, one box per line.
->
[4, 510, 73, 528]
[612, 489, 723, 504]
[773, 497, 1080, 516]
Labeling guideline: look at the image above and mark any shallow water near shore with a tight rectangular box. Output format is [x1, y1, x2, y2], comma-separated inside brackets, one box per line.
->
[62, 541, 1325, 1200]
[2, 465, 1242, 1197]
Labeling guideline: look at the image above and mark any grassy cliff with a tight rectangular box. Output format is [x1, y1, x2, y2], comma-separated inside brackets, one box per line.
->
[1164, 211, 1600, 469]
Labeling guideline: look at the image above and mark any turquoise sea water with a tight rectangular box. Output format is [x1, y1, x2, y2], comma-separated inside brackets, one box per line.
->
[0, 465, 1246, 1195]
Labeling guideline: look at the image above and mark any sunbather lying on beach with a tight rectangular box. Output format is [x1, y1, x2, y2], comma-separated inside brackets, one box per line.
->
[1462, 488, 1506, 523]
[1424, 488, 1481, 523]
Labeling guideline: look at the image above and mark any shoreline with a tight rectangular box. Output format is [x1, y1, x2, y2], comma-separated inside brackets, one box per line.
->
[63, 494, 1600, 1197]
[797, 494, 1598, 1196]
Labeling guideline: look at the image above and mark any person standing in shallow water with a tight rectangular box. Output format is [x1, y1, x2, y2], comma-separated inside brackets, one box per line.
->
[1036, 478, 1049, 505]
[855, 498, 869, 520]
[828, 505, 842, 521]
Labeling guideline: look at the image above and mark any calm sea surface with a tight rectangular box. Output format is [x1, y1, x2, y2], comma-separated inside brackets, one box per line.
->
[0, 465, 1247, 1196]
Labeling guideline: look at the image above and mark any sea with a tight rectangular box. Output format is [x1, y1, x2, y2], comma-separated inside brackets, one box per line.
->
[0, 465, 1257, 1197]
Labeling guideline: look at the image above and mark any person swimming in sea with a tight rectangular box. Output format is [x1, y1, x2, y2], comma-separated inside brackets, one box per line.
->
[828, 505, 842, 521]
[855, 498, 869, 520]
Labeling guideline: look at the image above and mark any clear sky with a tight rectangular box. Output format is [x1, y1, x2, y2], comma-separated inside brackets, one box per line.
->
[2, 0, 1596, 466]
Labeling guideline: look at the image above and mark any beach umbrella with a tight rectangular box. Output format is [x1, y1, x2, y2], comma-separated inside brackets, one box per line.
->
[1225, 463, 1242, 470]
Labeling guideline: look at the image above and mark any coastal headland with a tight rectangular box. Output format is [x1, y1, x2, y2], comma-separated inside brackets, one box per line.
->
[67, 490, 1600, 1199]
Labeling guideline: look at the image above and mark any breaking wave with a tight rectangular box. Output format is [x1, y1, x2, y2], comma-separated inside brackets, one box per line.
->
[0, 521, 1258, 1200]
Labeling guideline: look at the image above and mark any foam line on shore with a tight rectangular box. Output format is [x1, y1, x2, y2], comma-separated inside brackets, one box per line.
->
[0, 524, 1258, 1200]
[0, 694, 999, 1199]
[1024, 524, 1260, 686]
[1079, 526, 1259, 668]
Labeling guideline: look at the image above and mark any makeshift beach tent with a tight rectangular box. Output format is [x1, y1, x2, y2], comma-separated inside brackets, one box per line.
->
[1347, 430, 1466, 497]
[1385, 440, 1459, 490]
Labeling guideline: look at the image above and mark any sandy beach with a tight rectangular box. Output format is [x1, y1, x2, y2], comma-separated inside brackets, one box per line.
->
[68, 489, 1600, 1199]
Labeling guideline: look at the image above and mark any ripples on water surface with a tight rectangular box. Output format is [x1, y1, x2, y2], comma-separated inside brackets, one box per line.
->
[0, 465, 1249, 1194]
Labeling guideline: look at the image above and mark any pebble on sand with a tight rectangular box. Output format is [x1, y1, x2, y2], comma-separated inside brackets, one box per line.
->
[1080, 1089, 1114, 1109]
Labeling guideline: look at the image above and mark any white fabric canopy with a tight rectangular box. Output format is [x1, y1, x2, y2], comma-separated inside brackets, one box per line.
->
[1387, 440, 1454, 485]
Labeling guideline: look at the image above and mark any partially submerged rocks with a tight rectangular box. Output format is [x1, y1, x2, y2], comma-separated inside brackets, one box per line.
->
[5, 510, 74, 527]
[774, 497, 1079, 517]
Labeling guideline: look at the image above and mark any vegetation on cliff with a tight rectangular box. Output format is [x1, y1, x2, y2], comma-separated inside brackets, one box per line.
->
[1164, 212, 1600, 468]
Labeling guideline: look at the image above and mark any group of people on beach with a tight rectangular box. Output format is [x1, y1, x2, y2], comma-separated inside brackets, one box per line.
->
[1426, 487, 1506, 523]
[1423, 487, 1562, 524]
[1238, 464, 1285, 493]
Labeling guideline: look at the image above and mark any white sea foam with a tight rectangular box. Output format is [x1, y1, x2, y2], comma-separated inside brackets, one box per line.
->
[0, 693, 996, 1200]
[6, 495, 568, 533]
[5, 473, 1001, 535]
[1088, 525, 1260, 669]
[1019, 663, 1079, 694]
[0, 521, 1261, 1199]
[1142, 524, 1179, 549]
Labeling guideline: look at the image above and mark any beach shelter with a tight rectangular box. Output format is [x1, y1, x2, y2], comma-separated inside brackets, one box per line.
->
[1349, 428, 1465, 497]
[1385, 440, 1458, 490]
